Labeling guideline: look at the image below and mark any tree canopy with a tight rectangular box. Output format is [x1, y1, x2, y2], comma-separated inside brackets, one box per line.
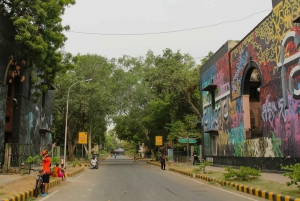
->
[1, 0, 76, 100]
[52, 50, 213, 159]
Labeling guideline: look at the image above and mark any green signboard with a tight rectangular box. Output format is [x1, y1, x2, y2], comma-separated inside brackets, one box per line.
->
[178, 138, 197, 143]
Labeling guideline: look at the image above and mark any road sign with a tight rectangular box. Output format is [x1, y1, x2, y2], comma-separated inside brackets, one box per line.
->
[178, 138, 197, 143]
[155, 136, 163, 146]
[78, 132, 87, 144]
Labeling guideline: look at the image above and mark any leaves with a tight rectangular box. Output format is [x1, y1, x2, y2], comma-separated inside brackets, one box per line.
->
[1, 0, 76, 101]
[281, 163, 300, 189]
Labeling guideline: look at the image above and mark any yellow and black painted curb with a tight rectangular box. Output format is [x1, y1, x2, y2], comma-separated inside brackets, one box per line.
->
[0, 178, 61, 201]
[147, 161, 300, 201]
[0, 167, 85, 201]
[65, 167, 84, 178]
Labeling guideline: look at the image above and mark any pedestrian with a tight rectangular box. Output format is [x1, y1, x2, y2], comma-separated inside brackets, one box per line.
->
[60, 164, 66, 181]
[159, 152, 166, 170]
[193, 150, 198, 166]
[41, 150, 51, 197]
[53, 163, 60, 177]
[133, 154, 136, 163]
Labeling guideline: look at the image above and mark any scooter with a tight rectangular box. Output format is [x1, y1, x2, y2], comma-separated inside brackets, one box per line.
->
[90, 157, 98, 169]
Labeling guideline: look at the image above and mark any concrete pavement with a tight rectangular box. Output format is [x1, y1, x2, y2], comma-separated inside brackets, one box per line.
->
[0, 165, 85, 201]
[146, 160, 300, 201]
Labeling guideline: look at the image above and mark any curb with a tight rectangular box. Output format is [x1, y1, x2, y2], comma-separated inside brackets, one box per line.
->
[65, 167, 85, 178]
[147, 161, 300, 201]
[0, 167, 84, 201]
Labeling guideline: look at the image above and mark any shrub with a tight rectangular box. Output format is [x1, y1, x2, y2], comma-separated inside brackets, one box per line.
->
[223, 166, 261, 181]
[52, 156, 60, 166]
[68, 159, 82, 167]
[281, 163, 300, 190]
[192, 160, 213, 174]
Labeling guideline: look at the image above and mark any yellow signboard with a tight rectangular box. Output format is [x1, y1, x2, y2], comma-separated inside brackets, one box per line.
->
[155, 136, 163, 146]
[78, 132, 87, 144]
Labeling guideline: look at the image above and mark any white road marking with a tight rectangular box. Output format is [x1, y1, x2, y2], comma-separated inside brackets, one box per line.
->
[75, 173, 85, 179]
[168, 171, 260, 201]
[39, 190, 59, 201]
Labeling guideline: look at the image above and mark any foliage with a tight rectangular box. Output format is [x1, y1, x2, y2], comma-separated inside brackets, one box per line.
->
[1, 0, 76, 101]
[68, 159, 82, 167]
[192, 160, 212, 174]
[281, 163, 300, 189]
[223, 166, 261, 181]
[51, 156, 60, 166]
[53, 54, 116, 160]
[25, 154, 41, 165]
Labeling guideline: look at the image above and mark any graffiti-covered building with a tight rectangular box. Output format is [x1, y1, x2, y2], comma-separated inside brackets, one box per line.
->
[0, 14, 54, 171]
[200, 0, 300, 170]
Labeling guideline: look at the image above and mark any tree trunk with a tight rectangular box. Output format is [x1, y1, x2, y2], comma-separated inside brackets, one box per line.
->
[67, 128, 76, 161]
[144, 128, 156, 160]
[185, 89, 201, 118]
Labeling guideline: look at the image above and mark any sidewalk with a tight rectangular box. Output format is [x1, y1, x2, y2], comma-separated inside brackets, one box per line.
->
[146, 160, 300, 201]
[0, 164, 85, 201]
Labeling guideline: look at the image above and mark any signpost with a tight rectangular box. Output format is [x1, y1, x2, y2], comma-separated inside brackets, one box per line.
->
[155, 136, 163, 146]
[178, 138, 197, 143]
[78, 132, 87, 159]
[178, 138, 197, 163]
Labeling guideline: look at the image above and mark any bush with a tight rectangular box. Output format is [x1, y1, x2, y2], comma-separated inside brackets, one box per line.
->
[223, 166, 261, 181]
[68, 159, 82, 167]
[52, 156, 60, 166]
[281, 163, 300, 189]
[192, 160, 213, 174]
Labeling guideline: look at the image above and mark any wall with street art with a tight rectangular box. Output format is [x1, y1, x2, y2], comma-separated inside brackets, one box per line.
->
[201, 0, 300, 164]
[0, 13, 54, 166]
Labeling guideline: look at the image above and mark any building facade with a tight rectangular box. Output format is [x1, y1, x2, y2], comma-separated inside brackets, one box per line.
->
[200, 0, 300, 170]
[0, 14, 54, 171]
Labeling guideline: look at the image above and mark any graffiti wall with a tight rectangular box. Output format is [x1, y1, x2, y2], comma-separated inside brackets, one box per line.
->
[201, 0, 300, 159]
[0, 13, 54, 165]
[0, 83, 7, 164]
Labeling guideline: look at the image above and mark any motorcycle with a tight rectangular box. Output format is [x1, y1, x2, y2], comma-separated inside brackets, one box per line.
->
[90, 157, 98, 169]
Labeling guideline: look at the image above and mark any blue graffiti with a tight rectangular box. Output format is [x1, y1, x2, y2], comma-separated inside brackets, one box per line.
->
[202, 64, 216, 88]
[232, 49, 248, 92]
[227, 124, 245, 156]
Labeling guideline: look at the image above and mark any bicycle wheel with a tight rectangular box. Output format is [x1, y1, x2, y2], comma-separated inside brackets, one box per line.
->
[34, 179, 40, 197]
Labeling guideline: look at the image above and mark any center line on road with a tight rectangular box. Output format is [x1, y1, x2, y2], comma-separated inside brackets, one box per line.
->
[168, 171, 260, 201]
[39, 190, 59, 201]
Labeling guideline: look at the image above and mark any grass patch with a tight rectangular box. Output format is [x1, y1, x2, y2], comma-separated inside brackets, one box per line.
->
[0, 192, 5, 196]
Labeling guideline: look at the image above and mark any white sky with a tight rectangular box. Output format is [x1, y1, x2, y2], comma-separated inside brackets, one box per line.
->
[62, 0, 272, 62]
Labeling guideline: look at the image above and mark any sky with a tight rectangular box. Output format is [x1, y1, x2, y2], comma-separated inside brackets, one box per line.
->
[61, 0, 272, 63]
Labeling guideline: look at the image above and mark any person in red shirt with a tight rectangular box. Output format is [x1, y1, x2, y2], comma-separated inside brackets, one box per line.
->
[41, 150, 51, 196]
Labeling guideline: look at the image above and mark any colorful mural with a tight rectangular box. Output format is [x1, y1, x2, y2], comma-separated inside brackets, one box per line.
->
[201, 0, 300, 160]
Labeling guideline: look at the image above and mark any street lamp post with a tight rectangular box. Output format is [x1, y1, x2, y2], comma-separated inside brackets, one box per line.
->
[63, 79, 92, 165]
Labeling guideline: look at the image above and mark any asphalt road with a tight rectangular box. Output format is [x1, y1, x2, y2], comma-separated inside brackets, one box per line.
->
[36, 155, 266, 201]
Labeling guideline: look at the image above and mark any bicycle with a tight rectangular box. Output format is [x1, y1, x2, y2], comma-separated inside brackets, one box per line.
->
[34, 170, 45, 197]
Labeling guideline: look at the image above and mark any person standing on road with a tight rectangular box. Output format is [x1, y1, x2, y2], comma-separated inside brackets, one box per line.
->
[159, 152, 166, 170]
[41, 150, 51, 197]
[193, 150, 198, 166]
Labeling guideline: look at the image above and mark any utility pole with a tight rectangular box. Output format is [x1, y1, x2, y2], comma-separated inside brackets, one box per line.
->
[186, 136, 189, 163]
[89, 124, 91, 158]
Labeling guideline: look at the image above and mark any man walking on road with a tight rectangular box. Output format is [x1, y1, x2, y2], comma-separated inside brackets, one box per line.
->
[159, 152, 166, 170]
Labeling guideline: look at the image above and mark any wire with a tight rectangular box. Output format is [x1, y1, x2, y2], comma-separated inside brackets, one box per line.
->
[67, 10, 271, 36]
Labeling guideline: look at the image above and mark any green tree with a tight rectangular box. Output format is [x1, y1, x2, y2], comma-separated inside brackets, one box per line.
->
[53, 54, 116, 160]
[1, 0, 75, 100]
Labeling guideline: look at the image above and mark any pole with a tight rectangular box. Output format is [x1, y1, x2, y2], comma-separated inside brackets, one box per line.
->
[63, 79, 92, 165]
[187, 137, 189, 163]
[89, 124, 91, 158]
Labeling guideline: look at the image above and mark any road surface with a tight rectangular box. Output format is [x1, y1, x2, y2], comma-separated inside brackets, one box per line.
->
[36, 155, 266, 201]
